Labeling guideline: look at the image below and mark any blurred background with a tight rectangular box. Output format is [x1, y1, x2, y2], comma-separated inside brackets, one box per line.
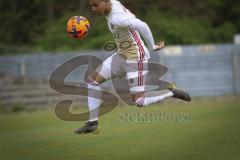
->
[0, 1, 240, 160]
[0, 0, 240, 53]
[0, 0, 239, 108]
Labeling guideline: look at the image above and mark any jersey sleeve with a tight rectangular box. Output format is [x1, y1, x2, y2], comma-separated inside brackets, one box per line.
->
[111, 14, 156, 51]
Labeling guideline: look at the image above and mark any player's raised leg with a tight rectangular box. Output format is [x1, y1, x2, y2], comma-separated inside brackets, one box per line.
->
[133, 91, 173, 107]
[134, 87, 191, 107]
[127, 61, 191, 108]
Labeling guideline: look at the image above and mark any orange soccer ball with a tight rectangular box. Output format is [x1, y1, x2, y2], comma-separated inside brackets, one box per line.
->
[66, 16, 90, 39]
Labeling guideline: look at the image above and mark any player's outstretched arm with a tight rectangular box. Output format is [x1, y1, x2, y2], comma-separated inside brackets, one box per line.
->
[129, 19, 156, 51]
[129, 19, 165, 51]
[112, 16, 164, 51]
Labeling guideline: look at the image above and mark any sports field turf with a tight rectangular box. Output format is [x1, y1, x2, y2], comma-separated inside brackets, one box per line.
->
[0, 98, 240, 160]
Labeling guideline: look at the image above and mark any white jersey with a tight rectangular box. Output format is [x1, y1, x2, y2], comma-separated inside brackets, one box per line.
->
[106, 0, 156, 61]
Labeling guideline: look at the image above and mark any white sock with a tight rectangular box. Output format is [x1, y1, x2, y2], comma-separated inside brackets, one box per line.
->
[136, 91, 173, 107]
[87, 79, 101, 122]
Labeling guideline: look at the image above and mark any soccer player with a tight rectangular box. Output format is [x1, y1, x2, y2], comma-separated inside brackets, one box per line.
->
[74, 0, 191, 134]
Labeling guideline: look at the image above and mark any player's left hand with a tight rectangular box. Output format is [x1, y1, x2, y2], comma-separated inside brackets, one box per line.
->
[153, 41, 165, 51]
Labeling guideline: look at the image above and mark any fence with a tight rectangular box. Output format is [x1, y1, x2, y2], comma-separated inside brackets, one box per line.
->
[0, 44, 239, 106]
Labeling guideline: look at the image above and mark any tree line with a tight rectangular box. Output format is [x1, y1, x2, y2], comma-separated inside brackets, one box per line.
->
[0, 0, 239, 54]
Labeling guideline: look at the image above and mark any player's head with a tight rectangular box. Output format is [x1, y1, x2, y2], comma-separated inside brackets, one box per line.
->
[89, 0, 111, 16]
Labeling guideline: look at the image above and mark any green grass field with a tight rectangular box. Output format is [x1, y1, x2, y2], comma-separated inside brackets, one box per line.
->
[0, 98, 240, 160]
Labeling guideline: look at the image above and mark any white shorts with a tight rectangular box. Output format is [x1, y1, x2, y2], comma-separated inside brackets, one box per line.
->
[96, 53, 148, 94]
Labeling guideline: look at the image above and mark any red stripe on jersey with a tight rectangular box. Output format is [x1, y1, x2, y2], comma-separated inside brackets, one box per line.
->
[140, 62, 142, 86]
[141, 62, 142, 86]
[129, 29, 145, 61]
[139, 62, 141, 86]
[133, 30, 144, 61]
[133, 30, 145, 61]
[138, 61, 144, 86]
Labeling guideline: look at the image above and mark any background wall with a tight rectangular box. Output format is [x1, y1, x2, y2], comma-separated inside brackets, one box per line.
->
[0, 44, 239, 106]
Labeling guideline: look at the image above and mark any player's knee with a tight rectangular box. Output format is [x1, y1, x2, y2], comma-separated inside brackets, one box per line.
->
[87, 71, 96, 81]
[87, 77, 100, 87]
[87, 72, 105, 85]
